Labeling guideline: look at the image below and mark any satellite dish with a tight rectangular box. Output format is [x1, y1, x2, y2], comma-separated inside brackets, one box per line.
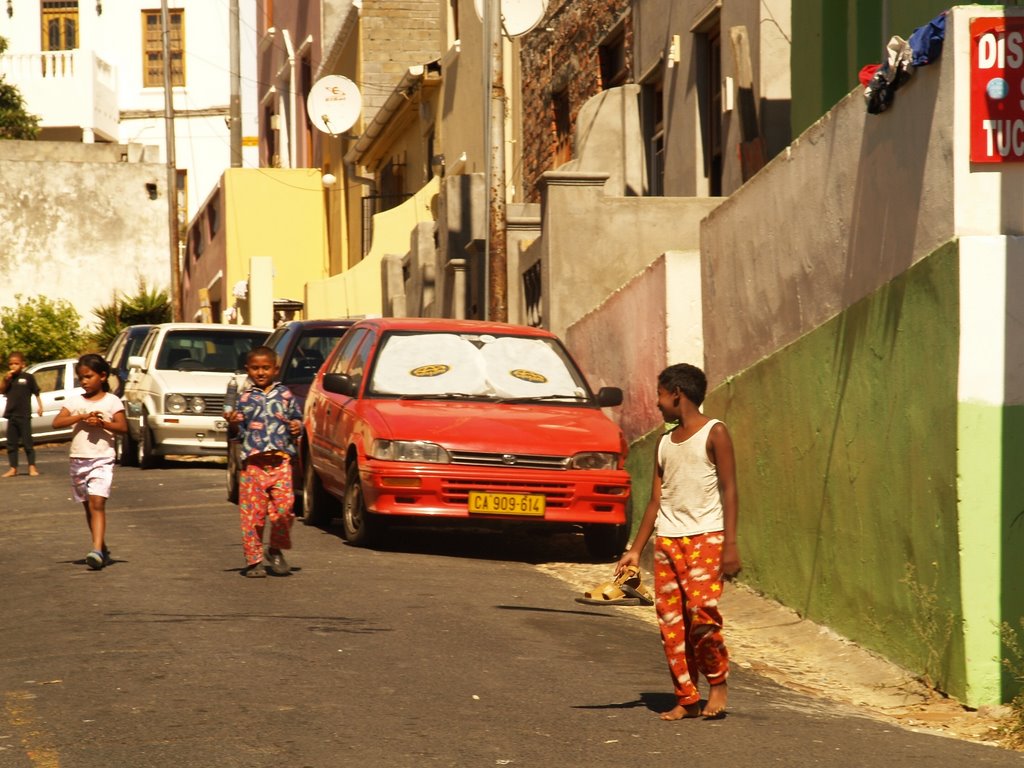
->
[472, 0, 548, 38]
[307, 75, 362, 135]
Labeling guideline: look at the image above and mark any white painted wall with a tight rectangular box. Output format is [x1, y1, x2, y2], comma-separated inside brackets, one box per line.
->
[0, 1, 259, 222]
[0, 141, 169, 328]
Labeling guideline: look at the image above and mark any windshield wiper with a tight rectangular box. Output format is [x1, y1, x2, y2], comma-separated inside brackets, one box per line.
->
[495, 394, 589, 404]
[396, 392, 484, 400]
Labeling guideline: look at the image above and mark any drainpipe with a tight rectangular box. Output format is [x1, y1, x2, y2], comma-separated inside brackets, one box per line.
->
[345, 161, 377, 193]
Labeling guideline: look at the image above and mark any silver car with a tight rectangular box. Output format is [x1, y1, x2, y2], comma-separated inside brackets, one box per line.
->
[0, 358, 84, 446]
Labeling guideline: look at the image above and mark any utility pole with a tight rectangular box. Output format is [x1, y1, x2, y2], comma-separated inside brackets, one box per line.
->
[486, 0, 508, 322]
[229, 0, 242, 166]
[161, 0, 182, 321]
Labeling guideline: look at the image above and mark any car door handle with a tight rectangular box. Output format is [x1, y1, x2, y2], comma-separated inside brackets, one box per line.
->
[54, 396, 65, 400]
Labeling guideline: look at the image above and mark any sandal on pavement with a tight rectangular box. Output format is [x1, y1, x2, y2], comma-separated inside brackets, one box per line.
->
[242, 562, 266, 578]
[574, 565, 653, 606]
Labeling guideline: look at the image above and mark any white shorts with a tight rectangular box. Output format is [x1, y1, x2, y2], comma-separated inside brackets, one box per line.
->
[70, 457, 115, 502]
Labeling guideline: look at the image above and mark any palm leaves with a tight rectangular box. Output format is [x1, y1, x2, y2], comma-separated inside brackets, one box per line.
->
[91, 283, 171, 351]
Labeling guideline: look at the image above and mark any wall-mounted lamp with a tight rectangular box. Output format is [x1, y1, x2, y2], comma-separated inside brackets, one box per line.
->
[96, 1, 102, 15]
[430, 154, 445, 177]
[6, 0, 13, 18]
[145, 182, 158, 200]
[321, 173, 337, 188]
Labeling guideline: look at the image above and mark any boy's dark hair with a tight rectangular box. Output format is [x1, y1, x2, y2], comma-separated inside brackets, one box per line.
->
[77, 353, 112, 392]
[658, 363, 707, 406]
[246, 346, 277, 364]
[8, 351, 26, 363]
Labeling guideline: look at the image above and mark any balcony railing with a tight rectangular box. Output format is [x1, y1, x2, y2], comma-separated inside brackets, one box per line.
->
[0, 49, 118, 142]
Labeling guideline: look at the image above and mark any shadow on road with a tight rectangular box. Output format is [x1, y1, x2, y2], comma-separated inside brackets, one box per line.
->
[306, 519, 609, 566]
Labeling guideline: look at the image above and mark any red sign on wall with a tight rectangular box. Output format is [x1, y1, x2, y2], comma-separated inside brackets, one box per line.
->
[971, 17, 1024, 162]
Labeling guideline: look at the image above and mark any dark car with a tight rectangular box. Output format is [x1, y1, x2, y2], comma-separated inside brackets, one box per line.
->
[225, 318, 357, 503]
[301, 317, 632, 559]
[105, 324, 155, 397]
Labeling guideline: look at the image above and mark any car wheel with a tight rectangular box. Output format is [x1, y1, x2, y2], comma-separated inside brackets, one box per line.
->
[583, 498, 633, 562]
[137, 421, 159, 470]
[302, 452, 334, 527]
[226, 443, 240, 504]
[118, 428, 138, 467]
[342, 462, 382, 547]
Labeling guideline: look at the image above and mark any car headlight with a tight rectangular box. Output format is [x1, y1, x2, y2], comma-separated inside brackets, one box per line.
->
[568, 452, 619, 470]
[370, 439, 451, 463]
[166, 394, 187, 414]
[190, 396, 207, 414]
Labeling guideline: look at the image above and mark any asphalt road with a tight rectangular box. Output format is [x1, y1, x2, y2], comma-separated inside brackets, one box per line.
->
[1, 445, 1022, 768]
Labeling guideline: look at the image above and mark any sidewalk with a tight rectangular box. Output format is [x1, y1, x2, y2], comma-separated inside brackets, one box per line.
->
[539, 560, 1014, 748]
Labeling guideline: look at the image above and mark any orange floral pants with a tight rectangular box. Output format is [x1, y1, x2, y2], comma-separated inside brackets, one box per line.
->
[654, 533, 730, 706]
[239, 456, 294, 565]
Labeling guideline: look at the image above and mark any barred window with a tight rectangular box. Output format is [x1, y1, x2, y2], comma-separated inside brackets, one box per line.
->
[142, 9, 185, 88]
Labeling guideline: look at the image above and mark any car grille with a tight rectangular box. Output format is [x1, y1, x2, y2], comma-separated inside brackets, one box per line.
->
[441, 477, 574, 508]
[448, 450, 569, 470]
[173, 394, 225, 413]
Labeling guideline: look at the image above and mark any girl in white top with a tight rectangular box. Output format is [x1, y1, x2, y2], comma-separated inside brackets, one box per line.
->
[617, 363, 740, 721]
[52, 354, 127, 571]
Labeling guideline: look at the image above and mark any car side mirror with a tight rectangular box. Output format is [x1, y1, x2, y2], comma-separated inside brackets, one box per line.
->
[322, 372, 357, 397]
[127, 355, 146, 371]
[595, 386, 623, 407]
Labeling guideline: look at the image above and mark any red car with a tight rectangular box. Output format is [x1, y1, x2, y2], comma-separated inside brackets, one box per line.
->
[302, 317, 632, 559]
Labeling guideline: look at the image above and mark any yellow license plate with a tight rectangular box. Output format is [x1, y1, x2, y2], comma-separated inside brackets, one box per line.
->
[468, 491, 546, 516]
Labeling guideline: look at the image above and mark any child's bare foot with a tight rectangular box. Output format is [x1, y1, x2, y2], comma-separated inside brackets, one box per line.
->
[28, 466, 39, 477]
[659, 703, 702, 721]
[1, 468, 16, 478]
[702, 684, 728, 718]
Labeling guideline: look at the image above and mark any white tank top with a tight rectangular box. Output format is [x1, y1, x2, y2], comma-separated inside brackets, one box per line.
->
[655, 419, 724, 537]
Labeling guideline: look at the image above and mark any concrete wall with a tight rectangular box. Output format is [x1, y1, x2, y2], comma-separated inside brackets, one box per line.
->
[704, 242, 966, 698]
[540, 170, 721, 338]
[306, 177, 440, 319]
[694, 7, 1024, 706]
[566, 251, 703, 444]
[700, 41, 954, 389]
[0, 141, 169, 326]
[957, 235, 1024, 705]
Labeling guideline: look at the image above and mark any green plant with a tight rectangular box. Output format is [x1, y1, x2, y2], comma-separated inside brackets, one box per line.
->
[0, 37, 41, 141]
[89, 283, 171, 350]
[1001, 619, 1024, 749]
[0, 294, 85, 363]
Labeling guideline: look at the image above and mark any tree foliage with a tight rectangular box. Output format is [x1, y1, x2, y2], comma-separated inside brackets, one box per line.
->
[0, 36, 40, 141]
[0, 294, 86, 364]
[90, 283, 172, 351]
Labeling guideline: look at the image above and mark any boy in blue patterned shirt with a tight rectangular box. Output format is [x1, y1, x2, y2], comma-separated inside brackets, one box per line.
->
[227, 346, 303, 577]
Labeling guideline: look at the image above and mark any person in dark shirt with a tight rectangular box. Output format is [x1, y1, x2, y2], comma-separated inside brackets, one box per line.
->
[1, 351, 43, 478]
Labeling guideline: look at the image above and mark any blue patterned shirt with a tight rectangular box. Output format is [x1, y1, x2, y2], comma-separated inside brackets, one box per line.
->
[235, 382, 303, 458]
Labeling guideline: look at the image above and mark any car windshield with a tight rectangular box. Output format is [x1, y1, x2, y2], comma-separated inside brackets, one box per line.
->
[366, 332, 592, 402]
[156, 330, 267, 372]
[281, 330, 347, 385]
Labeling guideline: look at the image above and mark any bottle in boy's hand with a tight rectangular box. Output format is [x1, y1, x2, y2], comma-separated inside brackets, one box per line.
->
[224, 377, 238, 415]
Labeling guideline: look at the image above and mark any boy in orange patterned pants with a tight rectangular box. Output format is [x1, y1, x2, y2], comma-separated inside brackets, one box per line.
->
[618, 363, 741, 720]
[227, 346, 302, 577]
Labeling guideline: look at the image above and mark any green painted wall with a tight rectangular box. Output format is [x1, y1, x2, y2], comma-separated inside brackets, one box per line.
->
[790, 1, 1007, 137]
[701, 242, 966, 697]
[958, 402, 1024, 703]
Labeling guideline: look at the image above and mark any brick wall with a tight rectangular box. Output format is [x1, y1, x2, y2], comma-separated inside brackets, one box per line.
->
[360, 0, 442, 122]
[519, 0, 632, 202]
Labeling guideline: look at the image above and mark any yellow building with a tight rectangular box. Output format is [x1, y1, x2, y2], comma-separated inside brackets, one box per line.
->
[181, 168, 328, 325]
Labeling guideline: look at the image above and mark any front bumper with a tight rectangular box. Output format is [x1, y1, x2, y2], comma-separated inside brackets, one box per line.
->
[358, 459, 630, 525]
[148, 413, 230, 456]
